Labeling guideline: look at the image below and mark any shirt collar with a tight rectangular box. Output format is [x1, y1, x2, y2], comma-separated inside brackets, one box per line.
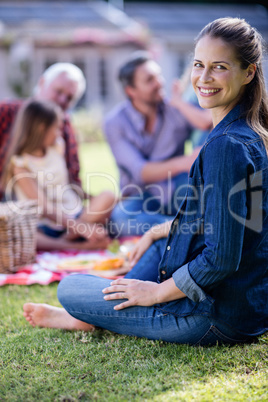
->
[207, 104, 243, 141]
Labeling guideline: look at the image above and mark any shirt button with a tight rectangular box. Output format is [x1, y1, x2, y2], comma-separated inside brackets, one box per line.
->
[167, 246, 171, 251]
[161, 270, 166, 275]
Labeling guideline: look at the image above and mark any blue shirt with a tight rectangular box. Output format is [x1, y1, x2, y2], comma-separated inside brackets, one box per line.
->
[157, 105, 268, 336]
[104, 100, 193, 204]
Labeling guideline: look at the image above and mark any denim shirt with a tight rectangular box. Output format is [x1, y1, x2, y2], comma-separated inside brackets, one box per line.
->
[157, 105, 268, 336]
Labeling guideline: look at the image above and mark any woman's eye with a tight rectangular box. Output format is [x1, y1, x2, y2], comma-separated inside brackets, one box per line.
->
[194, 63, 203, 68]
[214, 65, 226, 70]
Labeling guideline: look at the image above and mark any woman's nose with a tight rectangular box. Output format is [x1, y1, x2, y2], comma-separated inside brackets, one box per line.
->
[200, 68, 212, 83]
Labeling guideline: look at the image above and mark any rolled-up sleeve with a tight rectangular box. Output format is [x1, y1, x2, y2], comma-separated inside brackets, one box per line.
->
[172, 263, 208, 302]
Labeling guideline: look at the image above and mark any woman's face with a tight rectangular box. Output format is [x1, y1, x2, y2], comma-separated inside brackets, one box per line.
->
[191, 35, 253, 126]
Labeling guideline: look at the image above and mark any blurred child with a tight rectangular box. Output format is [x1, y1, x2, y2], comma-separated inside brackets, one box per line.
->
[2, 100, 116, 250]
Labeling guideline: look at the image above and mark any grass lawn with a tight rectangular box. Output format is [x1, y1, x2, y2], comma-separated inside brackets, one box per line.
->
[79, 142, 119, 196]
[0, 142, 267, 401]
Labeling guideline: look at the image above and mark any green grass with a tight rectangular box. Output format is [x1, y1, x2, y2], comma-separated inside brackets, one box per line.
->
[79, 142, 119, 196]
[0, 142, 267, 401]
[1, 284, 267, 401]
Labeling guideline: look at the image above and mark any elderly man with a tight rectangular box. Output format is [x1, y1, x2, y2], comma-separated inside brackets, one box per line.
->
[104, 52, 211, 236]
[0, 63, 86, 194]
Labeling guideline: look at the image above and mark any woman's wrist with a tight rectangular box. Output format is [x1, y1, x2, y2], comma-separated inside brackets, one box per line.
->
[151, 221, 173, 241]
[155, 278, 186, 305]
[144, 228, 155, 242]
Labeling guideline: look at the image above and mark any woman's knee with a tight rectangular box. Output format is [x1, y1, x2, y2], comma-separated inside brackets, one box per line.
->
[57, 275, 80, 307]
[57, 274, 111, 309]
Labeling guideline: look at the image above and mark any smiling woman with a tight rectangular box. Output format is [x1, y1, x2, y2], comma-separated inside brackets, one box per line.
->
[23, 18, 268, 346]
[191, 17, 268, 150]
[191, 35, 256, 124]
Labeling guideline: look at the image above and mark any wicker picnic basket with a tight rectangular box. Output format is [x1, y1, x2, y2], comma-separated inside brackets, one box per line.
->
[0, 200, 39, 273]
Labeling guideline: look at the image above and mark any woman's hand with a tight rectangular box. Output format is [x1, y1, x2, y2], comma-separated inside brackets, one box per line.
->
[102, 278, 160, 310]
[128, 221, 173, 267]
[128, 232, 154, 268]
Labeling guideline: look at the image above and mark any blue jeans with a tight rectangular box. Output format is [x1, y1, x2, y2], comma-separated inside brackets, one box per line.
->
[109, 172, 189, 237]
[57, 273, 253, 346]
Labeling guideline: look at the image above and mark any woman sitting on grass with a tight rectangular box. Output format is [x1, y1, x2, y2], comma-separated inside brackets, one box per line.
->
[23, 17, 267, 345]
[2, 100, 115, 250]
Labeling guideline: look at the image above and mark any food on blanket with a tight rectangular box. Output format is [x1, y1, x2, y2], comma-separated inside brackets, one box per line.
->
[57, 259, 96, 271]
[57, 257, 125, 271]
[92, 258, 125, 271]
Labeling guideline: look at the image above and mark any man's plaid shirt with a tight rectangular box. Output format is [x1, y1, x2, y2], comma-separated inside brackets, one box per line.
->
[0, 99, 81, 199]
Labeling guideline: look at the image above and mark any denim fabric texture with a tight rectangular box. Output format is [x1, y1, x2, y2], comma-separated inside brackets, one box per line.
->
[58, 105, 267, 344]
[156, 105, 268, 336]
[58, 274, 253, 345]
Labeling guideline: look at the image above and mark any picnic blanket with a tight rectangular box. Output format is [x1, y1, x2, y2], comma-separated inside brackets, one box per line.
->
[0, 238, 138, 286]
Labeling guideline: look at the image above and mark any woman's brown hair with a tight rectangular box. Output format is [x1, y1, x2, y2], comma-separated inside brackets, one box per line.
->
[195, 17, 268, 153]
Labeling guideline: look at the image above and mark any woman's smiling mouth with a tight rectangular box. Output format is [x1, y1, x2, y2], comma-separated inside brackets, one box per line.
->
[198, 87, 222, 96]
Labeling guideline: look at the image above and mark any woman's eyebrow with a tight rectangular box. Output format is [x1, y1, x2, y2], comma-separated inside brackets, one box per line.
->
[213, 61, 230, 65]
[194, 59, 231, 65]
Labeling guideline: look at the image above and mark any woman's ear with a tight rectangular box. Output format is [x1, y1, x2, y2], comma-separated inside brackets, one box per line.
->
[245, 64, 256, 84]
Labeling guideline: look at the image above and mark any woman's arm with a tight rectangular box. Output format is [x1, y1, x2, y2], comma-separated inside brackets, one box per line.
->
[171, 136, 254, 302]
[103, 135, 254, 309]
[103, 219, 186, 310]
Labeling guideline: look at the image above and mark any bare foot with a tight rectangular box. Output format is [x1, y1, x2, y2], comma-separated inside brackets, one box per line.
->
[23, 303, 95, 332]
